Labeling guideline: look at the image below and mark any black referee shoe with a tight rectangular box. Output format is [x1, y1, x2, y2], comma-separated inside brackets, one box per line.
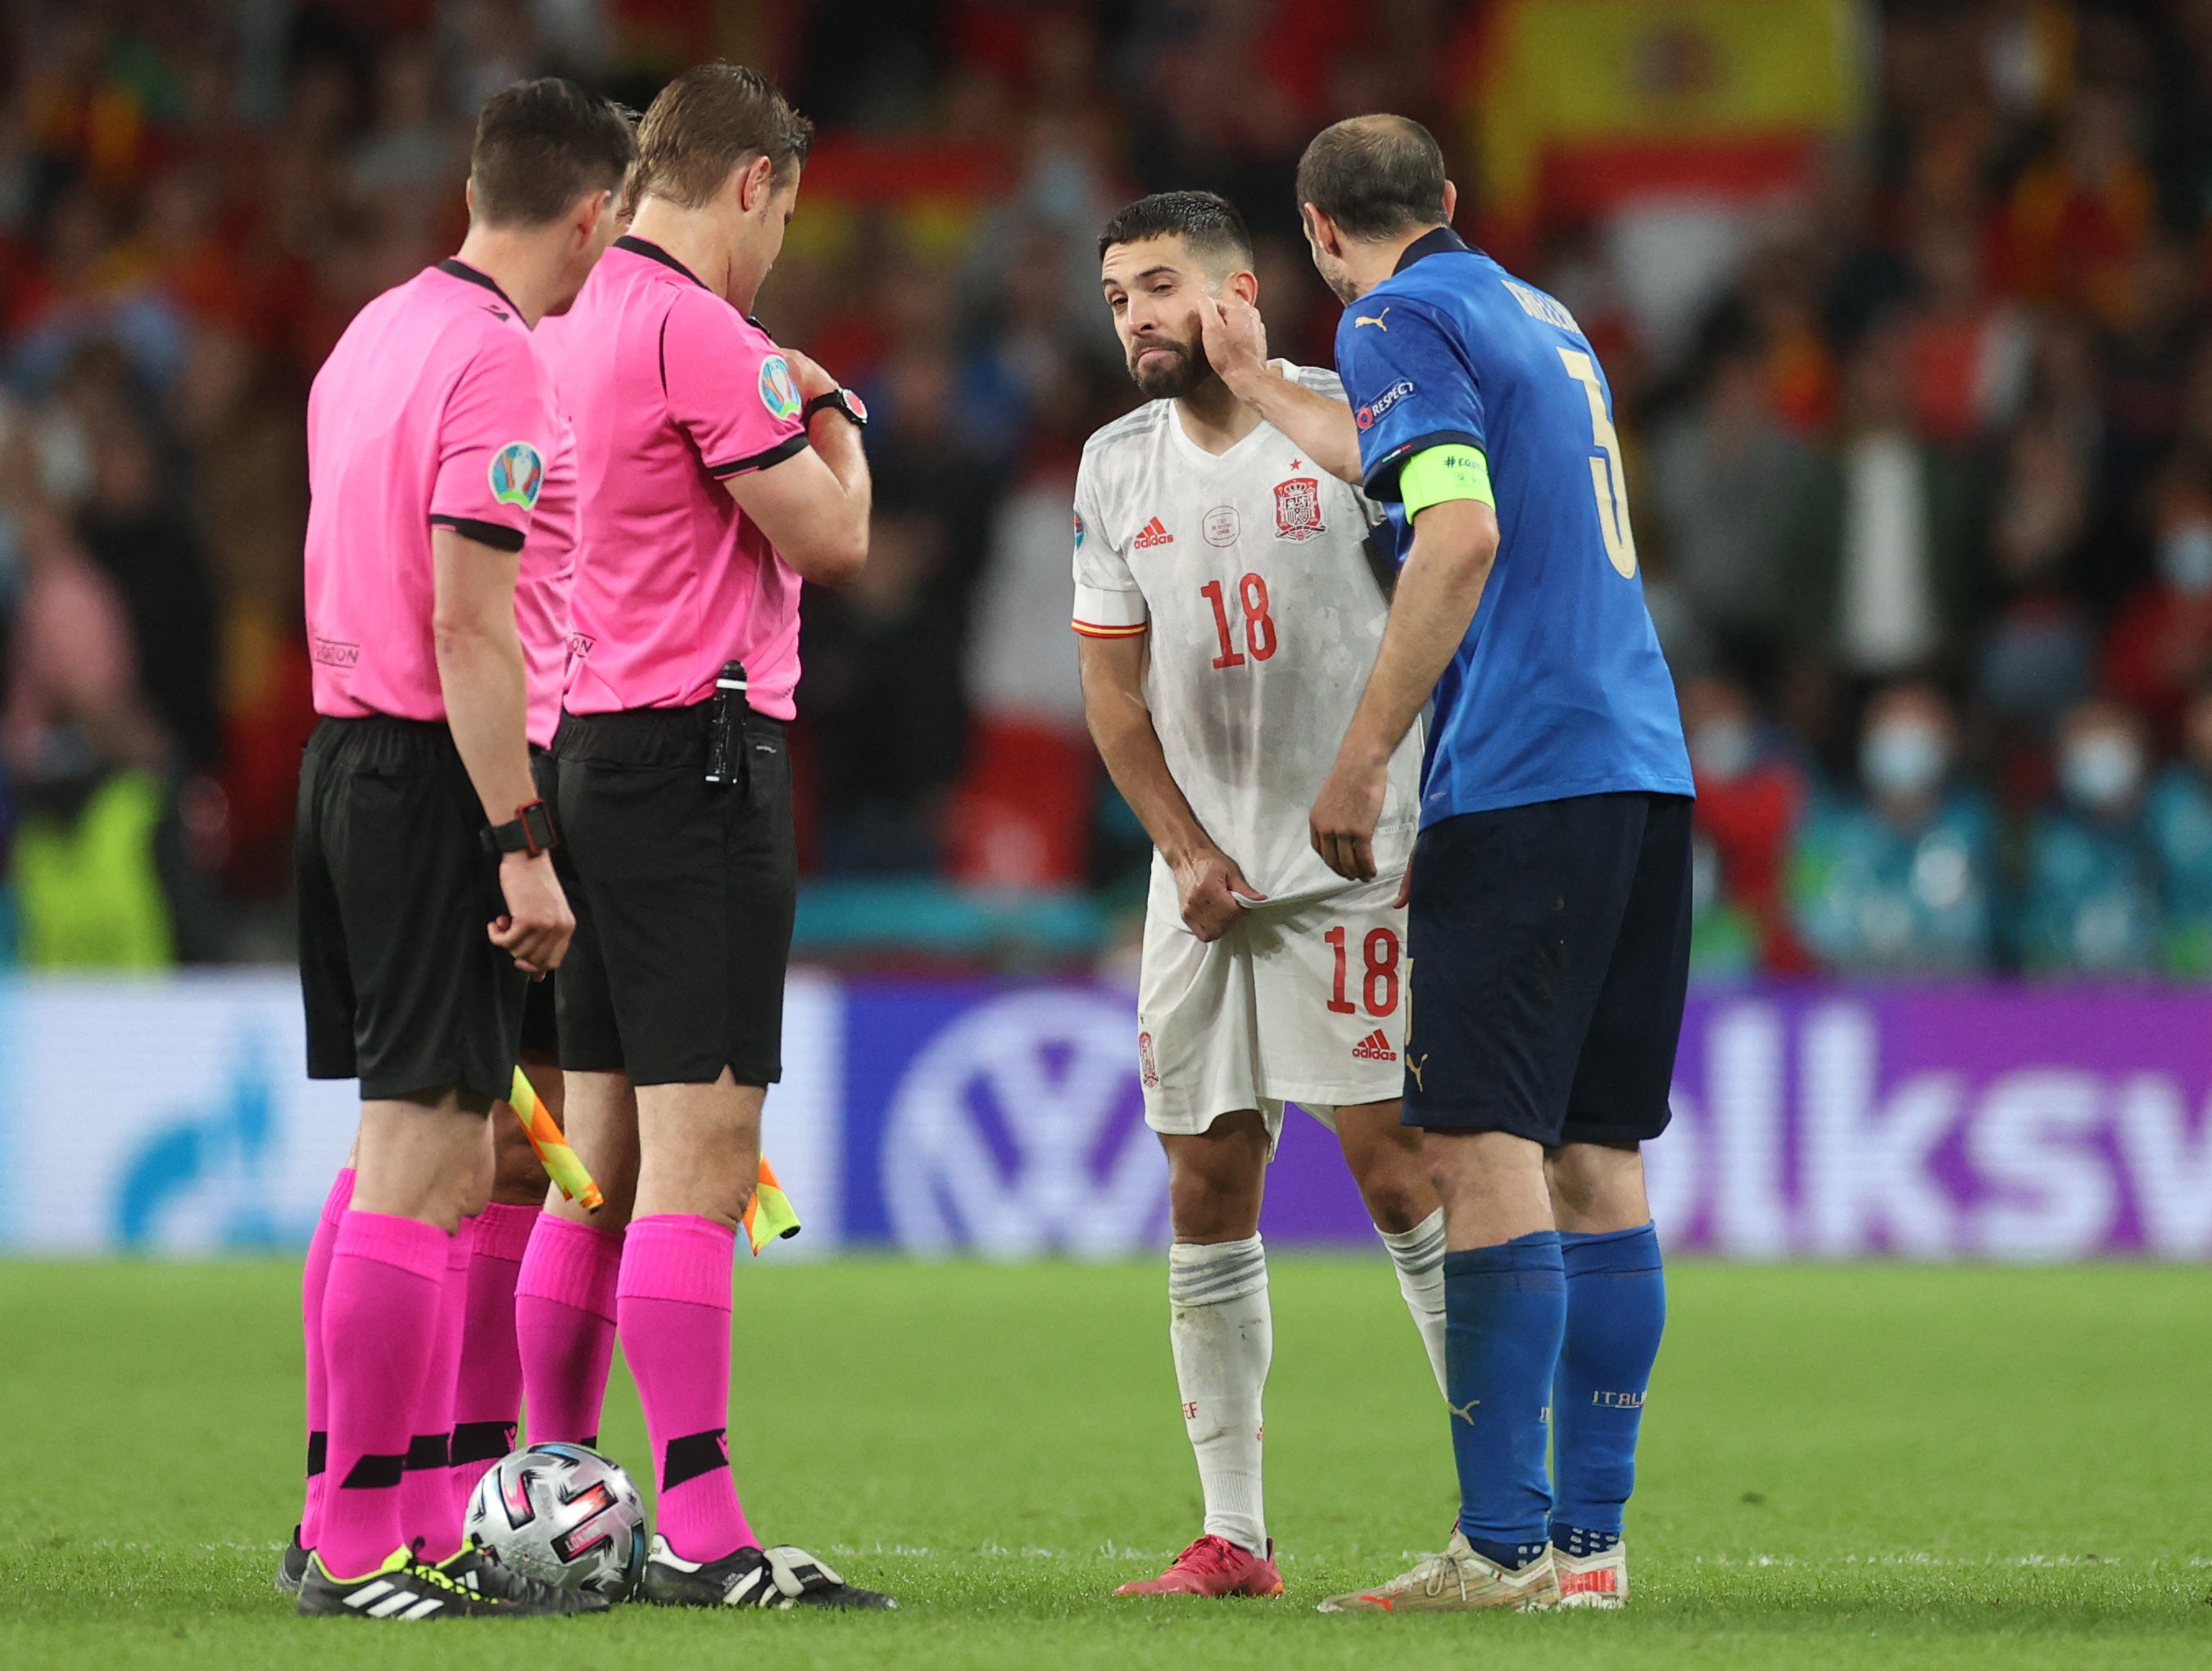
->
[637, 1536, 897, 1610]
[274, 1527, 310, 1596]
[295, 1546, 603, 1619]
[426, 1537, 610, 1612]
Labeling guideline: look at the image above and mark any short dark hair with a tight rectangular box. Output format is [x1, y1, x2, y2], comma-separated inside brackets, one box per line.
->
[628, 62, 813, 214]
[1295, 115, 1448, 242]
[469, 78, 637, 228]
[1098, 190, 1253, 268]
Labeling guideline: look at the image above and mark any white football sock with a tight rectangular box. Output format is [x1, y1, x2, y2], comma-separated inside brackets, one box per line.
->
[1379, 1208, 1448, 1397]
[1167, 1235, 1270, 1556]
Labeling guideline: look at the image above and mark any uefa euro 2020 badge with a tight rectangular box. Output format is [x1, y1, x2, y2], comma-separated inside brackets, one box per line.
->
[487, 441, 545, 509]
[759, 354, 803, 422]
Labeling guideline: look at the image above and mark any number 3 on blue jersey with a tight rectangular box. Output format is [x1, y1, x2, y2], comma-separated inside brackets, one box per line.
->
[1557, 347, 1638, 579]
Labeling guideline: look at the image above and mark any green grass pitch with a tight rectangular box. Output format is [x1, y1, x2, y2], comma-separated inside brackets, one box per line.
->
[2, 1256, 2207, 1668]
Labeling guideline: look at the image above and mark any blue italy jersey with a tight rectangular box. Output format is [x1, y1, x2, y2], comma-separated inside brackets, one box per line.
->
[1335, 229, 1693, 824]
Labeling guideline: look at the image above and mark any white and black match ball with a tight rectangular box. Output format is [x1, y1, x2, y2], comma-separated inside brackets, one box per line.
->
[464, 1442, 649, 1599]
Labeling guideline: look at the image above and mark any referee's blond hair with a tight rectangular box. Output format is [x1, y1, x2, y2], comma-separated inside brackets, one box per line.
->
[626, 62, 813, 215]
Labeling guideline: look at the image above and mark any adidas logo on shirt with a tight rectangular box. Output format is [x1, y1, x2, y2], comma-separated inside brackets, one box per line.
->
[1352, 1029, 1397, 1062]
[1132, 516, 1174, 548]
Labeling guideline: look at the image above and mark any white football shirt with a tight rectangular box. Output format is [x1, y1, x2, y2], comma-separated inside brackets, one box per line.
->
[1072, 363, 1422, 903]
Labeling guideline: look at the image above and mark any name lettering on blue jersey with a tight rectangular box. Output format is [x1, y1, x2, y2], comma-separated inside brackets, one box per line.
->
[1501, 278, 1580, 333]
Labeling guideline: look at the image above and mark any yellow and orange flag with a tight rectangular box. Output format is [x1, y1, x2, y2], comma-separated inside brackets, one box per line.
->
[507, 1068, 801, 1256]
[509, 1067, 601, 1212]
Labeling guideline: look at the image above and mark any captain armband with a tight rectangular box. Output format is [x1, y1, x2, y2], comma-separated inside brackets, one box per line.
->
[1398, 445, 1494, 520]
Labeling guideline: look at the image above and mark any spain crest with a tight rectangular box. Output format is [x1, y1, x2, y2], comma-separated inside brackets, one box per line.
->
[1273, 476, 1324, 541]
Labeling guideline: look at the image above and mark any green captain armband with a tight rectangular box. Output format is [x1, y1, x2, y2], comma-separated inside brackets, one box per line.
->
[1398, 444, 1494, 520]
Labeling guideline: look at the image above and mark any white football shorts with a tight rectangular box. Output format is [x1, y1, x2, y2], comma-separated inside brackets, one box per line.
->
[1136, 855, 1409, 1156]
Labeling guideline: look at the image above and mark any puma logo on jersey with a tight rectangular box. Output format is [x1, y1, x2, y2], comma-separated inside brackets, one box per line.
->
[1354, 308, 1390, 330]
[1448, 1398, 1480, 1424]
[1352, 1029, 1396, 1062]
[1133, 516, 1174, 548]
[1407, 1053, 1429, 1091]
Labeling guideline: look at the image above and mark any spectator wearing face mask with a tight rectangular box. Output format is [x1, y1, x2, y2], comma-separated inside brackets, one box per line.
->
[2019, 699, 2163, 976]
[1789, 682, 1997, 975]
[1682, 672, 1811, 972]
[2146, 682, 2212, 976]
[2103, 454, 2212, 745]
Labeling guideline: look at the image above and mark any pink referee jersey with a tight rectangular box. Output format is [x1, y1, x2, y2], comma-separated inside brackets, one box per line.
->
[305, 259, 561, 729]
[524, 308, 587, 750]
[516, 410, 577, 749]
[545, 236, 809, 720]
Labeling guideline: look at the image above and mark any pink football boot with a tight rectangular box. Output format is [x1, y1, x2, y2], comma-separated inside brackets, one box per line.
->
[1114, 1534, 1285, 1598]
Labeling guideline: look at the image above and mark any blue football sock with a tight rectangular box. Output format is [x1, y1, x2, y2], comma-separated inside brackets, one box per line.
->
[1552, 1524, 1620, 1558]
[1551, 1222, 1665, 1543]
[1444, 1230, 1565, 1566]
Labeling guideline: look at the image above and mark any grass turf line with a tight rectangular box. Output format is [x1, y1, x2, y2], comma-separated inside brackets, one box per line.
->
[2, 1257, 2207, 1669]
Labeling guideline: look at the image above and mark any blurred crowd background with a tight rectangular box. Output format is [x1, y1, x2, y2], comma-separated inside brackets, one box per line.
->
[3, 0, 2212, 981]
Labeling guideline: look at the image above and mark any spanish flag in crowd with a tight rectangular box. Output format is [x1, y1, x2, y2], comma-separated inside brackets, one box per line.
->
[1466, 0, 1866, 231]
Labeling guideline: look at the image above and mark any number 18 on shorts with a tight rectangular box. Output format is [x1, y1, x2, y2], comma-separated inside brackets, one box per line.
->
[1136, 860, 1407, 1153]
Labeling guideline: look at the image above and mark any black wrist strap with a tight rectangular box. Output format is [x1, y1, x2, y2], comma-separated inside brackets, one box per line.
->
[483, 799, 557, 858]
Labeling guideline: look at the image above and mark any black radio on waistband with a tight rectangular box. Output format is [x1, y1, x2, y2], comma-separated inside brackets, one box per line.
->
[704, 661, 750, 789]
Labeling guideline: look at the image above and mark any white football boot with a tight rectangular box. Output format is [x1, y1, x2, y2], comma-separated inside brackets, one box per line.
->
[1317, 1530, 1560, 1614]
[1551, 1538, 1628, 1608]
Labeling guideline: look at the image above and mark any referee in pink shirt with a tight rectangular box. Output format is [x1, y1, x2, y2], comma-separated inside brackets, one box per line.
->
[292, 79, 632, 1619]
[512, 63, 889, 1611]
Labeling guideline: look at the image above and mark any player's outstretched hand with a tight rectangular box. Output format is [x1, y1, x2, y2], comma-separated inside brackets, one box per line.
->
[1310, 757, 1385, 883]
[782, 346, 839, 405]
[1175, 845, 1268, 943]
[489, 851, 575, 978]
[1199, 292, 1269, 396]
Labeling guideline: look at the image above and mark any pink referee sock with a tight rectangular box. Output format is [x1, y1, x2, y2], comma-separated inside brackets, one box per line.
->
[320, 1210, 449, 1580]
[515, 1214, 623, 1447]
[398, 1215, 476, 1563]
[618, 1214, 756, 1562]
[451, 1201, 539, 1515]
[297, 1166, 354, 1551]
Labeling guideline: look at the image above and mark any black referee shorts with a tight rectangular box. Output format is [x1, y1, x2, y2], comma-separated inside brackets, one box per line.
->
[1403, 791, 1693, 1148]
[552, 703, 797, 1087]
[297, 717, 527, 1107]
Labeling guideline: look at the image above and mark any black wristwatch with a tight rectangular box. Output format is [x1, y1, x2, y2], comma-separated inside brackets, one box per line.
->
[803, 387, 868, 428]
[483, 799, 558, 858]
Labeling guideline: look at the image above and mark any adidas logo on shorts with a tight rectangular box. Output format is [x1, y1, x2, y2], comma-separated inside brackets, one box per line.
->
[1132, 516, 1174, 548]
[1352, 1029, 1396, 1062]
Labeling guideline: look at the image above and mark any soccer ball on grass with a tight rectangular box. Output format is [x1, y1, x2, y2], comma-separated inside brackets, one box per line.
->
[464, 1442, 649, 1600]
